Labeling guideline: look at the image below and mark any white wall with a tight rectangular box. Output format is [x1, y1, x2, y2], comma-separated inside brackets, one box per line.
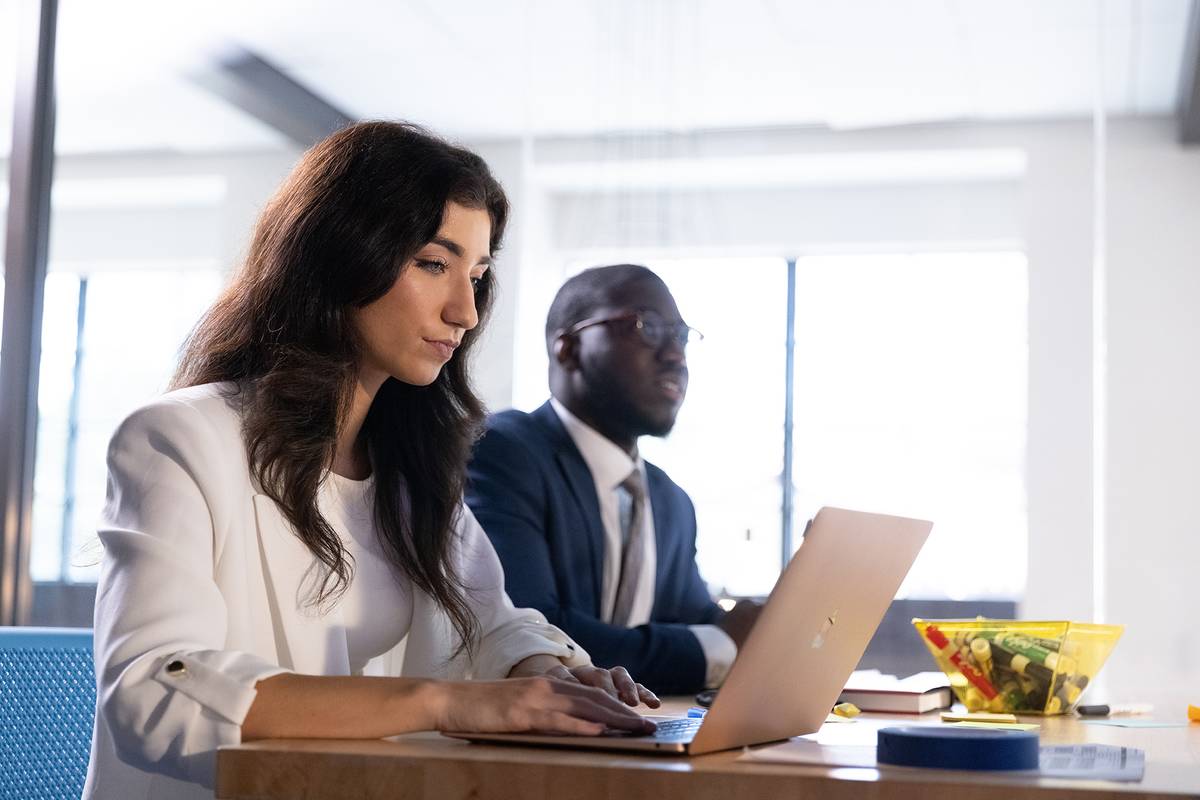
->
[46, 150, 300, 269]
[1105, 119, 1200, 707]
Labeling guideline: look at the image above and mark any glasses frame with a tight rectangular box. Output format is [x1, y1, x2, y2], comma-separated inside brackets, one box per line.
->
[559, 310, 704, 349]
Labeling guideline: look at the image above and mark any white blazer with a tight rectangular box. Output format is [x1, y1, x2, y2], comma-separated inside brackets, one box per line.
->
[83, 384, 589, 800]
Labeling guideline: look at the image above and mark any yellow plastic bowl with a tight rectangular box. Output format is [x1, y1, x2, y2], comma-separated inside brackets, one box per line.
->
[911, 618, 1123, 715]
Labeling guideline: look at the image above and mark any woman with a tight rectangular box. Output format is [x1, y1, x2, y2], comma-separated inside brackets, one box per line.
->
[83, 122, 659, 799]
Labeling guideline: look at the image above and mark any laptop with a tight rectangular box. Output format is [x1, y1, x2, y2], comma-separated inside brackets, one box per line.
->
[446, 506, 931, 755]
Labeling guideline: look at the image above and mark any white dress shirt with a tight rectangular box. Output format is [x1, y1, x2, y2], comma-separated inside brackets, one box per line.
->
[321, 473, 414, 673]
[550, 399, 736, 687]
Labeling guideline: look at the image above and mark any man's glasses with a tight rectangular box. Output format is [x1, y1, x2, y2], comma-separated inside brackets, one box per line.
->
[561, 310, 704, 349]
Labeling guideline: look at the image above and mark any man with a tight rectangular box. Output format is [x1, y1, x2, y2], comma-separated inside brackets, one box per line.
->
[467, 264, 760, 695]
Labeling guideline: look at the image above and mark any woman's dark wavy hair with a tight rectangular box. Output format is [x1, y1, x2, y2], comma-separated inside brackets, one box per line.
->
[171, 121, 508, 657]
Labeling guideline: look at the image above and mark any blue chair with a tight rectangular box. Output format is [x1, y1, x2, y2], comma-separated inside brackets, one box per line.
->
[0, 627, 96, 800]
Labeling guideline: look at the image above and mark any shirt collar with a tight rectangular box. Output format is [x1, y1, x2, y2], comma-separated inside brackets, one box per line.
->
[550, 397, 641, 491]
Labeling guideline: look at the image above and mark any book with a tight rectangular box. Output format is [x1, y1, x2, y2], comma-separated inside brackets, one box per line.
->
[837, 670, 953, 714]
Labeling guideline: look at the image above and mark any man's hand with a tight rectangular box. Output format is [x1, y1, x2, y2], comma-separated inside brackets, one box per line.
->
[717, 599, 763, 649]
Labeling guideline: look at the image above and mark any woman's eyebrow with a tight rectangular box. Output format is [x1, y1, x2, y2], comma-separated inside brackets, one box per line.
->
[428, 236, 494, 266]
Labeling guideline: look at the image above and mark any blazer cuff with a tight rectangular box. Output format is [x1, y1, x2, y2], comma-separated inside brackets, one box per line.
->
[150, 648, 290, 726]
[688, 624, 737, 688]
[474, 620, 592, 678]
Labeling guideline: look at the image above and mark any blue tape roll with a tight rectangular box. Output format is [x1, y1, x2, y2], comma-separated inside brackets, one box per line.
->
[877, 726, 1039, 771]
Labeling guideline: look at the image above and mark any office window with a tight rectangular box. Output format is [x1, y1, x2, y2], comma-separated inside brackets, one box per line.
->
[521, 251, 1028, 602]
[29, 274, 85, 583]
[29, 269, 223, 589]
[636, 258, 789, 598]
[791, 252, 1028, 600]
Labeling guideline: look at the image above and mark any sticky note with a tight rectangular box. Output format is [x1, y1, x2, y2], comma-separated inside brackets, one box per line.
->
[950, 721, 1041, 731]
[833, 702, 861, 719]
[940, 711, 1018, 724]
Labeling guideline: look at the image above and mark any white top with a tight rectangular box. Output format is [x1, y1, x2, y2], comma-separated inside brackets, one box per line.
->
[550, 399, 736, 687]
[321, 473, 414, 673]
[84, 384, 590, 800]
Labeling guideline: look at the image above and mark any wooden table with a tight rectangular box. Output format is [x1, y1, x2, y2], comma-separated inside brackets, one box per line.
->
[216, 699, 1200, 799]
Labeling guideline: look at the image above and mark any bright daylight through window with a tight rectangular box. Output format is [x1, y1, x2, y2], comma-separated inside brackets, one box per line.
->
[791, 252, 1028, 601]
[614, 252, 1028, 601]
[30, 269, 223, 583]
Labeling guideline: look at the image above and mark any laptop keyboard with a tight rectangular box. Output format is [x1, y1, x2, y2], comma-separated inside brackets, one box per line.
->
[604, 716, 703, 742]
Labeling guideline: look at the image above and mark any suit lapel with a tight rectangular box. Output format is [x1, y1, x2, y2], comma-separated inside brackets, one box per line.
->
[252, 493, 350, 675]
[534, 403, 606, 613]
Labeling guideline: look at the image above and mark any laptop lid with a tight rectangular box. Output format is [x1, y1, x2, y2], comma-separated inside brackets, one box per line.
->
[687, 506, 931, 754]
[448, 506, 930, 755]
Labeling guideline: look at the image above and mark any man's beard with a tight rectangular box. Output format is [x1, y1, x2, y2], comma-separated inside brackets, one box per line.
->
[581, 362, 678, 439]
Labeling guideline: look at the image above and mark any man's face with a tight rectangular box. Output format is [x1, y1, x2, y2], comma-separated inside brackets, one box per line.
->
[573, 278, 690, 438]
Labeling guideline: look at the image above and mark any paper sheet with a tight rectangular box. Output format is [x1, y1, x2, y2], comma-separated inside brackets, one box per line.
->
[740, 740, 877, 768]
[739, 734, 1146, 782]
[1039, 745, 1145, 781]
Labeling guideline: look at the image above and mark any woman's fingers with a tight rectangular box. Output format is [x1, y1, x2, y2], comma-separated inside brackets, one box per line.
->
[636, 682, 661, 709]
[441, 678, 654, 735]
[539, 711, 606, 736]
[571, 666, 621, 702]
[540, 679, 654, 733]
[563, 694, 656, 733]
[606, 666, 640, 706]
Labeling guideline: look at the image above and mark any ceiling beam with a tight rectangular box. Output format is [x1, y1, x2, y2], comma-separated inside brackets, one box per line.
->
[1180, 0, 1200, 144]
[192, 47, 355, 148]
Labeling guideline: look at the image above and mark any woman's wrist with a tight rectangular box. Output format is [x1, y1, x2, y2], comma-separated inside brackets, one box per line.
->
[391, 677, 450, 731]
[507, 653, 567, 678]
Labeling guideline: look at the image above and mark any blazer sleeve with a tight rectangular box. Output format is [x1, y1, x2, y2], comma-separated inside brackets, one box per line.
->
[454, 505, 591, 679]
[93, 399, 287, 786]
[467, 422, 710, 695]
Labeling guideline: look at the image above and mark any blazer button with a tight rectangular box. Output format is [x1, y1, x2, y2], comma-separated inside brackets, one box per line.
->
[165, 659, 188, 677]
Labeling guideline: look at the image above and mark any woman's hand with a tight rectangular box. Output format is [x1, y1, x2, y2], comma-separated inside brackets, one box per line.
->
[433, 676, 657, 736]
[508, 654, 661, 709]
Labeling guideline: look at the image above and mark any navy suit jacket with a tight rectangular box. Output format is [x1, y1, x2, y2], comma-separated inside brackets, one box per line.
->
[466, 402, 723, 694]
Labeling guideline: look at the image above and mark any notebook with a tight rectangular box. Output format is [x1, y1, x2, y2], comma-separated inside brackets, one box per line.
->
[838, 670, 952, 713]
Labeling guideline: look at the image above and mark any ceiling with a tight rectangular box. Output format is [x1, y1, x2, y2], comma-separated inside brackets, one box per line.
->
[0, 0, 1195, 156]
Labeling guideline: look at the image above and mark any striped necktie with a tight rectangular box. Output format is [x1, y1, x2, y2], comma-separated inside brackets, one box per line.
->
[612, 469, 646, 627]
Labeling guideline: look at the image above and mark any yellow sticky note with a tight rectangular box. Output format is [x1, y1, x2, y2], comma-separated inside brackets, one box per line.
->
[1188, 704, 1200, 722]
[950, 721, 1040, 731]
[833, 702, 861, 719]
[940, 711, 1018, 724]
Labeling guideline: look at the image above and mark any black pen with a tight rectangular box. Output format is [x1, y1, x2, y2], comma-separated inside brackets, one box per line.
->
[1076, 703, 1153, 716]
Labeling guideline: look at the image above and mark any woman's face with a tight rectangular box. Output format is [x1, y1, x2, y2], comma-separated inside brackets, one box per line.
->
[354, 202, 492, 389]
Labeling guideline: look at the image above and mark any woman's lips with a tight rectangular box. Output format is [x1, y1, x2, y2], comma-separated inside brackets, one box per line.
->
[424, 338, 458, 360]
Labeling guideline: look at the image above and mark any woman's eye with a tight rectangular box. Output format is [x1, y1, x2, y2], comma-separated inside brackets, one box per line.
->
[416, 259, 447, 274]
[471, 275, 485, 291]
